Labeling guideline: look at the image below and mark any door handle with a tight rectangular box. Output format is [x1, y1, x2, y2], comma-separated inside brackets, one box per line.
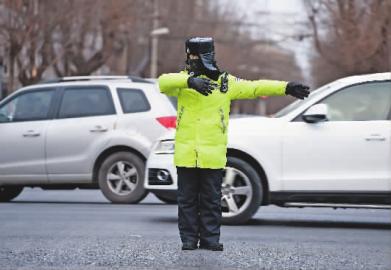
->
[89, 125, 108, 133]
[23, 130, 41, 137]
[365, 134, 386, 142]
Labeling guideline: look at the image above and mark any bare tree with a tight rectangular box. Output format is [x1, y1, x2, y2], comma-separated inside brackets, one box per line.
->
[52, 0, 141, 77]
[0, 0, 61, 90]
[305, 0, 391, 86]
[0, 0, 144, 90]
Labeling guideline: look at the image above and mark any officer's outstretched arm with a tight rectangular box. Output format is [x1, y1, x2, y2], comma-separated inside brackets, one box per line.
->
[158, 73, 189, 97]
[228, 76, 288, 100]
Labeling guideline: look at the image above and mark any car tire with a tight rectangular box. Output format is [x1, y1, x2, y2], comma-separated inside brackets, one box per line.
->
[221, 157, 262, 225]
[0, 186, 24, 202]
[98, 152, 148, 204]
[153, 191, 177, 204]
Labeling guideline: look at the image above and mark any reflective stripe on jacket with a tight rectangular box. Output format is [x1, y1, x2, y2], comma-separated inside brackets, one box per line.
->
[158, 71, 287, 169]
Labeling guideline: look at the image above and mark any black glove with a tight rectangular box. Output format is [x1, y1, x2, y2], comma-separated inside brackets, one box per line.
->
[285, 81, 310, 99]
[187, 77, 218, 96]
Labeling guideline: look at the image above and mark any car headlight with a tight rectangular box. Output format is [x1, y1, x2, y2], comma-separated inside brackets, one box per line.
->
[154, 140, 175, 154]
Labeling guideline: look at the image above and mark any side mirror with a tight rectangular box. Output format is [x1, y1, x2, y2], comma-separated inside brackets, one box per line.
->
[302, 103, 328, 123]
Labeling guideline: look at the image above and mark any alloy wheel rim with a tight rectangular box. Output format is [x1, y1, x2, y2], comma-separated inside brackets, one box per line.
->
[221, 166, 253, 218]
[106, 161, 138, 196]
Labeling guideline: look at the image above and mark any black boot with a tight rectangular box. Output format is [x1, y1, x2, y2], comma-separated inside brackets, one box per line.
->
[181, 242, 198, 250]
[199, 242, 224, 251]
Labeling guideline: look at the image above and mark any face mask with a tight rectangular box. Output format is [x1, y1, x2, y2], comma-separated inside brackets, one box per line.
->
[186, 57, 221, 81]
[187, 58, 204, 76]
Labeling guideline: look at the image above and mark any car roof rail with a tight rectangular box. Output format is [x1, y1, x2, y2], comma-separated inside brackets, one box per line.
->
[39, 75, 154, 84]
[127, 76, 155, 84]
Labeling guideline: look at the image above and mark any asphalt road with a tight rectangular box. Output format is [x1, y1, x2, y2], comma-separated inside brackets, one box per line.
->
[0, 188, 390, 270]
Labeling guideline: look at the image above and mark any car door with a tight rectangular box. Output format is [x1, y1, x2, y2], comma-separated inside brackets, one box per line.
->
[282, 81, 391, 191]
[45, 85, 117, 183]
[0, 88, 55, 184]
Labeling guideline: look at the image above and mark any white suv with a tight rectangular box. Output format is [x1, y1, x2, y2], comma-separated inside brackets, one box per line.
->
[0, 76, 176, 203]
[145, 72, 391, 224]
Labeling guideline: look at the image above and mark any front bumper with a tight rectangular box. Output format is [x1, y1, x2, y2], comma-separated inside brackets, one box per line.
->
[144, 153, 178, 190]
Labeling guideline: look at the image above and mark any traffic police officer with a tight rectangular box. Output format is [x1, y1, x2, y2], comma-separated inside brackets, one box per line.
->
[158, 37, 309, 251]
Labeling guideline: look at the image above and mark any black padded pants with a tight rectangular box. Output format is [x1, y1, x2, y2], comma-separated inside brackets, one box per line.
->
[176, 166, 223, 246]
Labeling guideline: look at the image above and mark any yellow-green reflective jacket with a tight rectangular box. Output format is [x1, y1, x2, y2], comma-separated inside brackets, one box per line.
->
[158, 71, 287, 169]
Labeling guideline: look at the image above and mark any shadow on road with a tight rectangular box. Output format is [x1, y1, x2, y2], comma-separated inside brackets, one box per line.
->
[150, 216, 391, 230]
[244, 218, 391, 230]
[7, 201, 166, 206]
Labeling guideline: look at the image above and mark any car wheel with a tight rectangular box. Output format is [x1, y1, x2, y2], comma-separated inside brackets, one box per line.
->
[98, 152, 148, 204]
[0, 186, 24, 202]
[153, 191, 177, 204]
[221, 157, 262, 225]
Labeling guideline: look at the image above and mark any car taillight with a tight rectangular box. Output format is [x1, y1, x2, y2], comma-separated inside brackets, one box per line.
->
[156, 116, 177, 129]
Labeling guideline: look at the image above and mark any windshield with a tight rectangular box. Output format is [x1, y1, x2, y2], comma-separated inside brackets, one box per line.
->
[273, 99, 304, 118]
[273, 82, 335, 118]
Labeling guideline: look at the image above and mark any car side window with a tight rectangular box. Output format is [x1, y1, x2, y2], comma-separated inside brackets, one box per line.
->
[295, 81, 391, 122]
[117, 88, 151, 113]
[58, 87, 115, 119]
[0, 89, 54, 123]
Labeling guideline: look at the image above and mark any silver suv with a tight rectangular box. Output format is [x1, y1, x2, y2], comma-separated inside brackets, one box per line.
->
[0, 76, 176, 203]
